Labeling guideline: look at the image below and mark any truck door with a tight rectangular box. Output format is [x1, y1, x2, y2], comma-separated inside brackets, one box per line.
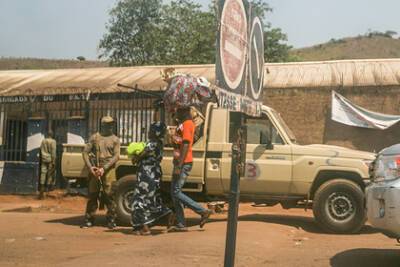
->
[223, 112, 292, 195]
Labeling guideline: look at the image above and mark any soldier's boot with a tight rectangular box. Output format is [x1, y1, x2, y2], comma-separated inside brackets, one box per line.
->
[107, 217, 117, 230]
[80, 214, 95, 228]
[81, 193, 99, 228]
[105, 191, 117, 230]
[38, 185, 45, 200]
[47, 184, 55, 192]
[106, 207, 117, 230]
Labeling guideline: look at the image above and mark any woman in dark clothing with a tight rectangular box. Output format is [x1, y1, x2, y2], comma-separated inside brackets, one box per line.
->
[131, 121, 171, 235]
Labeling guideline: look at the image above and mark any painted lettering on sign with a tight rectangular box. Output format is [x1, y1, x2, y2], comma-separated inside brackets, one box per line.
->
[69, 94, 87, 101]
[43, 95, 54, 102]
[216, 88, 262, 116]
[0, 96, 28, 103]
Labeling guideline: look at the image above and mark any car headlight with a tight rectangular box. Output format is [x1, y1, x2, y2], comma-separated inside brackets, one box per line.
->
[373, 155, 400, 182]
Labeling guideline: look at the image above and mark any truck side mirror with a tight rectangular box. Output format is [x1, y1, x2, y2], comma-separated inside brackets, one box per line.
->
[265, 141, 274, 150]
[260, 132, 274, 150]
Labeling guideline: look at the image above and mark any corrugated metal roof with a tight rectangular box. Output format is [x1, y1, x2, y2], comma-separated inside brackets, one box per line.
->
[0, 58, 399, 96]
[0, 64, 215, 96]
[266, 58, 400, 88]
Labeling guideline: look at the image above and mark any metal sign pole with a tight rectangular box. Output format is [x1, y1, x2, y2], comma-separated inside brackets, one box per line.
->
[217, 0, 262, 265]
[224, 116, 247, 267]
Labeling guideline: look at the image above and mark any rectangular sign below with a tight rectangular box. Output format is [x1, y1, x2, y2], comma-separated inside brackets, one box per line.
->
[215, 87, 262, 117]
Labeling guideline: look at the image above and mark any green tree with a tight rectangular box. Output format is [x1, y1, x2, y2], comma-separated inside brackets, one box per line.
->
[99, 0, 293, 65]
[248, 0, 293, 62]
[264, 26, 294, 62]
[156, 0, 216, 64]
[99, 0, 163, 66]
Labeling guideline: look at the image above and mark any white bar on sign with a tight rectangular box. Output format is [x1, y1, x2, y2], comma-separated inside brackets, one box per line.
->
[224, 40, 243, 61]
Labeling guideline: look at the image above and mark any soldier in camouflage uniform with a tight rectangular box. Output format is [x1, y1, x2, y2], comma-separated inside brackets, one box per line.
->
[81, 116, 120, 229]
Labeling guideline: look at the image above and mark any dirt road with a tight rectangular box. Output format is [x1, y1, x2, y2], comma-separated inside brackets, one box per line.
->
[0, 193, 399, 267]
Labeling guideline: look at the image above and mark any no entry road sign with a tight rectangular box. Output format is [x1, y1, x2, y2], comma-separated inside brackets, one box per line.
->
[215, 0, 264, 117]
[219, 0, 248, 93]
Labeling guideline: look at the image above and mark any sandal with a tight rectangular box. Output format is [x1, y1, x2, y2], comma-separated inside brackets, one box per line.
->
[200, 209, 212, 228]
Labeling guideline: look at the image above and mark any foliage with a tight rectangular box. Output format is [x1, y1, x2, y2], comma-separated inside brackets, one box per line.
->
[366, 29, 398, 39]
[290, 35, 400, 62]
[155, 0, 217, 64]
[99, 0, 293, 66]
[248, 1, 293, 62]
[99, 0, 163, 66]
[0, 57, 107, 70]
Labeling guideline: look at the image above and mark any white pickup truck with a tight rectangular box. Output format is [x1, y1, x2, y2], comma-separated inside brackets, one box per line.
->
[62, 103, 374, 233]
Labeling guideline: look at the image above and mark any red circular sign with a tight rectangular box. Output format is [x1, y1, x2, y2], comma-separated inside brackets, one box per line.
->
[220, 0, 247, 90]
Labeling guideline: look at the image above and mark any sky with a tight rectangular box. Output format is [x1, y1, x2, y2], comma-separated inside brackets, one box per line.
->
[0, 0, 399, 60]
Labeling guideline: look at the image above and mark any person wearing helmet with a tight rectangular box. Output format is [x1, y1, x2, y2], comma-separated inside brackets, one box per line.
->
[131, 121, 172, 235]
[81, 116, 120, 229]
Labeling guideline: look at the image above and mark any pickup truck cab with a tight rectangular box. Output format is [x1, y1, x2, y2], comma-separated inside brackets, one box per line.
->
[62, 103, 374, 233]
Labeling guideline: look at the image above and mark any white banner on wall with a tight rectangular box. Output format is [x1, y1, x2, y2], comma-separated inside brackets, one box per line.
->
[26, 133, 44, 152]
[331, 91, 400, 130]
[67, 133, 85, 144]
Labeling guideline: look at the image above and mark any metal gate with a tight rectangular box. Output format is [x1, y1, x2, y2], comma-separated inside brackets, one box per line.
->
[1, 119, 27, 161]
[0, 91, 161, 163]
[52, 119, 68, 187]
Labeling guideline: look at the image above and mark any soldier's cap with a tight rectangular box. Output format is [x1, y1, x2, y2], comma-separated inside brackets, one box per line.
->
[101, 116, 114, 124]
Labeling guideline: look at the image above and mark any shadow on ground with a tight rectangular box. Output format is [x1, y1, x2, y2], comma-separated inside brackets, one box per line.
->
[44, 213, 379, 236]
[330, 248, 400, 267]
[46, 215, 92, 226]
[237, 214, 379, 235]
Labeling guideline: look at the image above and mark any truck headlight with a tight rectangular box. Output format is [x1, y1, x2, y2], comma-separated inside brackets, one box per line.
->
[373, 155, 400, 182]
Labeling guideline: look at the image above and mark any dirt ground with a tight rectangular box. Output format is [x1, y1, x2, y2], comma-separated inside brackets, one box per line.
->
[0, 192, 399, 267]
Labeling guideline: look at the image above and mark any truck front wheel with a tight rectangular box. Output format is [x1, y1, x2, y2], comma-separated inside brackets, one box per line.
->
[115, 175, 136, 226]
[312, 179, 365, 234]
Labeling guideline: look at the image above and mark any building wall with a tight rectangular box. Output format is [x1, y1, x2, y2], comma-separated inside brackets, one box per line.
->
[264, 86, 400, 152]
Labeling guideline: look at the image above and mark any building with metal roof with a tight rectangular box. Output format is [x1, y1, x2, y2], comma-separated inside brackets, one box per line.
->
[1, 58, 399, 96]
[0, 58, 399, 192]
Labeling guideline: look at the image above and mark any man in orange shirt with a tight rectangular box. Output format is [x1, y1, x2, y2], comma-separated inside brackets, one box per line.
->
[170, 107, 211, 231]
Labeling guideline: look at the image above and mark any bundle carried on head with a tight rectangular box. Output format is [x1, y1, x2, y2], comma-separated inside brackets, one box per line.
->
[161, 68, 216, 112]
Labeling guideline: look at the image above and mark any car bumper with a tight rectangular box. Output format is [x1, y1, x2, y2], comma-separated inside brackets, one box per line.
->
[366, 180, 400, 238]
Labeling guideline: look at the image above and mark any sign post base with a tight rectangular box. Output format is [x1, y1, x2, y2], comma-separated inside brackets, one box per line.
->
[224, 120, 247, 267]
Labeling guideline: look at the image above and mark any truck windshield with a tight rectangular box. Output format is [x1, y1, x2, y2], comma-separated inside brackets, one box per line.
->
[270, 109, 297, 144]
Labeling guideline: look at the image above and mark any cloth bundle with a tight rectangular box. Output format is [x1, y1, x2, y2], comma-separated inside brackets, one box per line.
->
[163, 74, 214, 112]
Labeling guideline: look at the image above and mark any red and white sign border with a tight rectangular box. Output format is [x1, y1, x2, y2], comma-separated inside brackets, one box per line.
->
[219, 0, 248, 90]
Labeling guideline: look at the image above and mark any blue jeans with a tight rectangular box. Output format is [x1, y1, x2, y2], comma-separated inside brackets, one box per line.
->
[171, 163, 206, 227]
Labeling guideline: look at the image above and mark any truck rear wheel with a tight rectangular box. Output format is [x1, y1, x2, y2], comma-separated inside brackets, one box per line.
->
[115, 175, 136, 226]
[312, 179, 365, 234]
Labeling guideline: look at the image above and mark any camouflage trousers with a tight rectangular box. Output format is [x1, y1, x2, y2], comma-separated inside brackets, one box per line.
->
[85, 170, 117, 223]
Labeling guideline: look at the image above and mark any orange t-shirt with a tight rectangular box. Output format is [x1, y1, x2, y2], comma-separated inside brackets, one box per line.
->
[180, 119, 195, 163]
